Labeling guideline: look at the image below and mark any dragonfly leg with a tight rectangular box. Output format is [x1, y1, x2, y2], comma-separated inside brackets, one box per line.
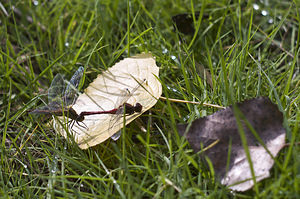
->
[67, 118, 88, 130]
[65, 119, 80, 135]
[68, 119, 76, 130]
[76, 120, 88, 130]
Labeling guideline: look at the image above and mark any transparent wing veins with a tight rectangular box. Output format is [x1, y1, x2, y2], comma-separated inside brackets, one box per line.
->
[64, 66, 84, 106]
[48, 73, 65, 105]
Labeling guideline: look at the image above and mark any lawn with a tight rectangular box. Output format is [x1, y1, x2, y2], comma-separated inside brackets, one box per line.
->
[0, 0, 299, 198]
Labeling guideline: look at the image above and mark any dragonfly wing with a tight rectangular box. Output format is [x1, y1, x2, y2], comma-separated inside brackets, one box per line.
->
[29, 105, 52, 114]
[30, 101, 61, 114]
[64, 66, 84, 106]
[48, 73, 65, 104]
[108, 81, 145, 140]
[110, 130, 121, 141]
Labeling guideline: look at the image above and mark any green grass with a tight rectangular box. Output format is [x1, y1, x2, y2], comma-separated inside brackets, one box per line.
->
[0, 0, 299, 198]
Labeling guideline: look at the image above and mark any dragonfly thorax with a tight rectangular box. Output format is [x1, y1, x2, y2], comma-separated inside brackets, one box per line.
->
[120, 103, 142, 115]
[68, 108, 85, 122]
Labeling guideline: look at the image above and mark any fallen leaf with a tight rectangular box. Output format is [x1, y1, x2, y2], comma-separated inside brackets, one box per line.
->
[177, 97, 286, 191]
[172, 12, 209, 35]
[54, 53, 162, 149]
[172, 12, 199, 35]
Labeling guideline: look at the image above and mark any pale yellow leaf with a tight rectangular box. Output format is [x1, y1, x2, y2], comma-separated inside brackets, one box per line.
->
[54, 53, 162, 149]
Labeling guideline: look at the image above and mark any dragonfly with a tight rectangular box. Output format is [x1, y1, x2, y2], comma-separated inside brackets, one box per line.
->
[76, 79, 146, 140]
[78, 103, 142, 117]
[30, 67, 85, 127]
[79, 103, 142, 140]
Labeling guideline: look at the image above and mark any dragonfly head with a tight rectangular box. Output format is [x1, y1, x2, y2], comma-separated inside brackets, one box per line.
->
[135, 103, 142, 113]
[77, 114, 85, 122]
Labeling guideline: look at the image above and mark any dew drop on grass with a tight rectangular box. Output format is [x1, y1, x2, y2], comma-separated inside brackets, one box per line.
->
[268, 18, 274, 24]
[166, 85, 180, 94]
[33, 0, 38, 6]
[261, 10, 268, 16]
[65, 42, 69, 47]
[183, 114, 190, 122]
[253, 4, 259, 10]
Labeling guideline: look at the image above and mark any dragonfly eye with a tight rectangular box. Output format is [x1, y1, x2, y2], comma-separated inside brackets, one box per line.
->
[78, 114, 85, 122]
[135, 103, 142, 112]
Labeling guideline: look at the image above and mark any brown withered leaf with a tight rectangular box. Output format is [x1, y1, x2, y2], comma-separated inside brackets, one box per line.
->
[172, 12, 209, 35]
[177, 97, 286, 191]
[172, 12, 199, 35]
